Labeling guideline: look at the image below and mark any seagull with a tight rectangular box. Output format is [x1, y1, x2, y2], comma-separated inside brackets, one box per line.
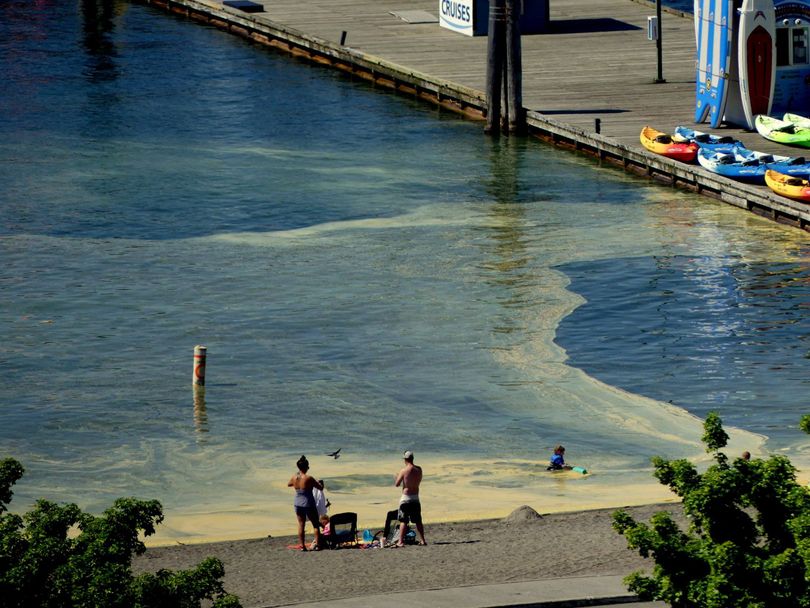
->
[326, 448, 341, 459]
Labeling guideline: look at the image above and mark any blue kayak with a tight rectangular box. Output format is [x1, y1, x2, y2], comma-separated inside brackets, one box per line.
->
[697, 148, 768, 183]
[698, 146, 810, 183]
[674, 126, 742, 152]
[733, 146, 810, 178]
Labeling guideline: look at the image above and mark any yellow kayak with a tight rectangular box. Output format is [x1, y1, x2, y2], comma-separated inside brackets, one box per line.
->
[764, 169, 810, 202]
[640, 126, 698, 162]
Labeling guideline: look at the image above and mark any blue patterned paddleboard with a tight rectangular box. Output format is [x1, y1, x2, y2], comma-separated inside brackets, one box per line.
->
[695, 0, 735, 127]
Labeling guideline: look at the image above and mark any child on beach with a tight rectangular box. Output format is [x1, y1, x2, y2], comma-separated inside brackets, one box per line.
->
[547, 445, 572, 471]
[311, 514, 330, 550]
[309, 514, 332, 551]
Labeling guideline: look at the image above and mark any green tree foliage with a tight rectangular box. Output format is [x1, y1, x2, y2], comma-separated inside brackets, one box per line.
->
[613, 412, 810, 608]
[0, 457, 241, 608]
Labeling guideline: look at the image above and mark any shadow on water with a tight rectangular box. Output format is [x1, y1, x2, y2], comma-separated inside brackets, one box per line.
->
[80, 0, 126, 82]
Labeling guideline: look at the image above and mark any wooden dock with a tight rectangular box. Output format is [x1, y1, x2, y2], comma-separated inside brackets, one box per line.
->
[138, 0, 810, 232]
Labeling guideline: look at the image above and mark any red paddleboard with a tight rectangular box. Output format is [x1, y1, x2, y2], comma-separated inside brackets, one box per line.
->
[738, 0, 776, 129]
[746, 25, 774, 116]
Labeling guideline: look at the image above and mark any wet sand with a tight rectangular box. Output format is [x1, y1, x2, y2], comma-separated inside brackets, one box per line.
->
[132, 502, 683, 607]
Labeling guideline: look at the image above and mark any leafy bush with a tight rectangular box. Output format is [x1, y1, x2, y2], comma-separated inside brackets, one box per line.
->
[613, 412, 810, 608]
[0, 457, 241, 608]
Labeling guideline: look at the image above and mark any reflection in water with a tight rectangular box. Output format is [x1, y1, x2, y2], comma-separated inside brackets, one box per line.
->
[193, 385, 209, 439]
[80, 0, 125, 82]
[480, 139, 532, 335]
[557, 256, 810, 441]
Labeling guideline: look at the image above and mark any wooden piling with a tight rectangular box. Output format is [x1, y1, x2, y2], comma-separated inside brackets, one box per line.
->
[505, 0, 525, 134]
[501, 48, 509, 133]
[485, 0, 506, 135]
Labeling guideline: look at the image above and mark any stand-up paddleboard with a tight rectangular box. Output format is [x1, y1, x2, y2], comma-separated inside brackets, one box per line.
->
[738, 0, 776, 129]
[724, 0, 748, 127]
[696, 0, 735, 127]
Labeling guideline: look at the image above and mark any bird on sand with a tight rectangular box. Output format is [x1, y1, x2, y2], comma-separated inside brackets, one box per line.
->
[326, 448, 341, 459]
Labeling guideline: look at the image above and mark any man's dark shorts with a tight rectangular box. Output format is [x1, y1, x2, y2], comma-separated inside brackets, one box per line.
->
[398, 500, 422, 525]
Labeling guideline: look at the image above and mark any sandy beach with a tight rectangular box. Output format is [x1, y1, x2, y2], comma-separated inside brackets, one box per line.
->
[132, 502, 683, 607]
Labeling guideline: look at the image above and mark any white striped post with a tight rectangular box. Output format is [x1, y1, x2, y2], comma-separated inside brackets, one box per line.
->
[193, 345, 207, 386]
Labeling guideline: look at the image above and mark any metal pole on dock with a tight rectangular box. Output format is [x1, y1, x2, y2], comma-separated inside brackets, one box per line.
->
[505, 0, 525, 133]
[655, 0, 665, 83]
[485, 0, 506, 134]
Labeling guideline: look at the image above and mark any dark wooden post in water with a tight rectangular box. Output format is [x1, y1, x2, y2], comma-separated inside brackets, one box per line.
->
[501, 47, 510, 132]
[486, 0, 525, 135]
[505, 0, 525, 133]
[485, 0, 506, 134]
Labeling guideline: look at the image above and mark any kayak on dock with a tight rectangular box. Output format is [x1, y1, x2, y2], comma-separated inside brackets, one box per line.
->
[755, 115, 810, 148]
[733, 146, 810, 178]
[641, 126, 699, 162]
[765, 169, 810, 202]
[783, 113, 810, 129]
[698, 144, 810, 184]
[697, 148, 769, 183]
[673, 126, 741, 152]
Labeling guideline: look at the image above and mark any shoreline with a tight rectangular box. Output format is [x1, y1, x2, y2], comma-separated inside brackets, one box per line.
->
[143, 486, 683, 547]
[133, 502, 684, 607]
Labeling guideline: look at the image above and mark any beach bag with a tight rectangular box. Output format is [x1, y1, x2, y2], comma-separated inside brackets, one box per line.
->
[389, 526, 416, 546]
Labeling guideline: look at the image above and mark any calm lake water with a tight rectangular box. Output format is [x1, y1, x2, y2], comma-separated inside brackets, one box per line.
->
[2, 0, 808, 542]
[662, 0, 693, 13]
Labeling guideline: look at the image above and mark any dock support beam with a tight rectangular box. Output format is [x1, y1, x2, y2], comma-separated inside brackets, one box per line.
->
[486, 0, 525, 135]
[505, 0, 525, 133]
[485, 0, 506, 134]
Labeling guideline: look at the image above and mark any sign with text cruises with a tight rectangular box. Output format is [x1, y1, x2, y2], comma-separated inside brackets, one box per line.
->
[439, 0, 484, 36]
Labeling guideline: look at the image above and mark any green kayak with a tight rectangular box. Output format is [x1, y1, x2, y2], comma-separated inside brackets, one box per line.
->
[755, 115, 810, 148]
[783, 112, 810, 129]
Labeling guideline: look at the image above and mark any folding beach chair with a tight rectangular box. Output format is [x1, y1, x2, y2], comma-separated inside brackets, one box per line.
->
[376, 509, 399, 547]
[376, 508, 416, 547]
[324, 512, 358, 549]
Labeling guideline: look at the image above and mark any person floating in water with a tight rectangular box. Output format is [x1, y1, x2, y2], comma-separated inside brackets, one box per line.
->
[547, 445, 573, 471]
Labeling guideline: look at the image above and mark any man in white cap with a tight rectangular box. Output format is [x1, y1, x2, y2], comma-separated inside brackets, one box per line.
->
[394, 450, 427, 546]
